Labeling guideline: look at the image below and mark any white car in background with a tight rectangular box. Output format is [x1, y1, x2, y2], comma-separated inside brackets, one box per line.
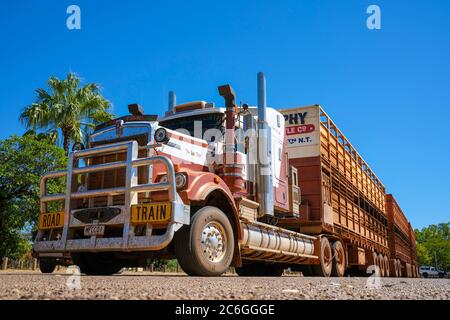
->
[419, 266, 446, 278]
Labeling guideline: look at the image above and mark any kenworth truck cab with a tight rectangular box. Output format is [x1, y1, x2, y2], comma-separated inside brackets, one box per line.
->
[33, 73, 320, 276]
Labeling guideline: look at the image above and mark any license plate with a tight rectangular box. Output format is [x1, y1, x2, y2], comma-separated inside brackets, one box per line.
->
[38, 212, 64, 230]
[84, 225, 105, 236]
[131, 203, 171, 224]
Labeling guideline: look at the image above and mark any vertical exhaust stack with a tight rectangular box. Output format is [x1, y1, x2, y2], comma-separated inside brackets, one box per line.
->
[166, 91, 177, 116]
[218, 84, 245, 194]
[257, 72, 274, 217]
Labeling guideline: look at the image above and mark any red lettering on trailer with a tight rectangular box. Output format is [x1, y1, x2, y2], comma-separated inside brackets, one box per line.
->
[286, 124, 315, 136]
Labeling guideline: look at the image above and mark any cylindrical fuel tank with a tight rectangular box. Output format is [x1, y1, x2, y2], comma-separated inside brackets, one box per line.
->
[241, 221, 315, 257]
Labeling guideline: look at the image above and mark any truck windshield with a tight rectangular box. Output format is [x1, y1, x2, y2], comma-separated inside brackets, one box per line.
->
[90, 124, 151, 146]
[159, 113, 225, 138]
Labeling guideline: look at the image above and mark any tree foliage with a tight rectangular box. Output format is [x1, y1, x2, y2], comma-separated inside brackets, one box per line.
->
[19, 72, 114, 154]
[415, 223, 450, 270]
[415, 243, 432, 266]
[0, 135, 67, 259]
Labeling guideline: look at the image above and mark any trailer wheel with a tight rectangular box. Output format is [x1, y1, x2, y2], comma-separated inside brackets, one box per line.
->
[383, 255, 390, 277]
[39, 259, 57, 274]
[235, 263, 284, 277]
[174, 206, 234, 276]
[377, 254, 385, 277]
[312, 237, 332, 277]
[393, 259, 399, 277]
[372, 252, 378, 270]
[396, 260, 402, 277]
[331, 241, 346, 277]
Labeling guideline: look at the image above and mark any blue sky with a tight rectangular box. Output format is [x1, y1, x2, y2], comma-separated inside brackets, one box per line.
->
[0, 0, 449, 229]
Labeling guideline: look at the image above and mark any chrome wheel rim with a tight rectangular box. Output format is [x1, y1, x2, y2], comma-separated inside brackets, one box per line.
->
[200, 222, 226, 263]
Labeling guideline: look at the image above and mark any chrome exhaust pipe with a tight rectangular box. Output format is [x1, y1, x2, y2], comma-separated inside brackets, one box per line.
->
[256, 72, 274, 217]
[168, 91, 176, 113]
[241, 221, 315, 258]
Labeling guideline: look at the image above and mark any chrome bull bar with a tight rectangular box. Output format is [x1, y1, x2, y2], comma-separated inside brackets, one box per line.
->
[33, 140, 189, 254]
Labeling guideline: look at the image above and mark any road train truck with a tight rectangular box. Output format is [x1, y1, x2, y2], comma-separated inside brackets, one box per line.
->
[33, 72, 418, 277]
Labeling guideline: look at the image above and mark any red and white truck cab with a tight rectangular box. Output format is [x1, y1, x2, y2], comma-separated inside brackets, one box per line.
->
[33, 73, 318, 276]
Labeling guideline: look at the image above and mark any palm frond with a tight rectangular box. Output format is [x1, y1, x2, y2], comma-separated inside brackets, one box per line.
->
[20, 72, 114, 153]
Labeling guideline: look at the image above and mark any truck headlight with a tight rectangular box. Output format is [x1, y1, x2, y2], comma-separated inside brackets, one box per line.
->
[159, 175, 168, 184]
[158, 173, 187, 189]
[175, 173, 187, 189]
[154, 128, 169, 144]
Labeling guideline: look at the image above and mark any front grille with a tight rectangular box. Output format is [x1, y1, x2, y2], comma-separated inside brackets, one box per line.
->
[35, 138, 184, 253]
[69, 138, 152, 240]
[69, 226, 124, 240]
[76, 148, 150, 208]
[73, 207, 122, 224]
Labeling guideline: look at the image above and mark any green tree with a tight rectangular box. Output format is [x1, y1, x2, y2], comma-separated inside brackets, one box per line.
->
[416, 243, 431, 266]
[19, 72, 114, 155]
[415, 223, 450, 270]
[0, 135, 67, 259]
[23, 129, 58, 145]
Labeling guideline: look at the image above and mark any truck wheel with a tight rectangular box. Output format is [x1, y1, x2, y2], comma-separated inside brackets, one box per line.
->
[174, 206, 234, 277]
[74, 253, 123, 276]
[331, 241, 346, 277]
[372, 252, 379, 271]
[235, 263, 284, 277]
[39, 259, 57, 274]
[396, 260, 403, 277]
[383, 255, 390, 277]
[377, 254, 385, 277]
[423, 272, 428, 278]
[393, 259, 399, 277]
[312, 237, 332, 277]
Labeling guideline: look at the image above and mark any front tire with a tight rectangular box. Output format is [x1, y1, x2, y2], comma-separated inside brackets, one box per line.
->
[174, 206, 235, 276]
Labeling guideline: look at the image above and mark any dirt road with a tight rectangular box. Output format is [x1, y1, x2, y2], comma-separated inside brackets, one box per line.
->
[0, 271, 448, 300]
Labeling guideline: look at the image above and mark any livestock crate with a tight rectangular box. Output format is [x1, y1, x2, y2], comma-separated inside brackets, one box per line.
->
[279, 105, 388, 252]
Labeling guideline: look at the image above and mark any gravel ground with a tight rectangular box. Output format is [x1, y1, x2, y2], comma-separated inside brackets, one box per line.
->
[0, 270, 449, 300]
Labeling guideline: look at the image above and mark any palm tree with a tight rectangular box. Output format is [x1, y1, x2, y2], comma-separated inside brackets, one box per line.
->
[23, 129, 58, 145]
[19, 72, 114, 155]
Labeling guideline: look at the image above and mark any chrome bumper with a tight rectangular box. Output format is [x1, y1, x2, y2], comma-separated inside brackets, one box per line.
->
[33, 140, 189, 254]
